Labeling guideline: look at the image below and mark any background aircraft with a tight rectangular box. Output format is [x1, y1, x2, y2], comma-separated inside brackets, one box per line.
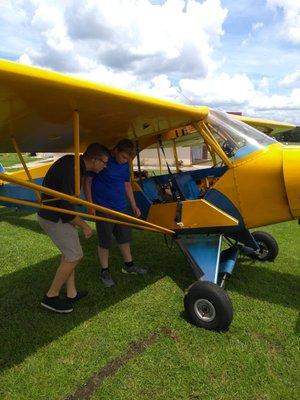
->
[0, 59, 299, 331]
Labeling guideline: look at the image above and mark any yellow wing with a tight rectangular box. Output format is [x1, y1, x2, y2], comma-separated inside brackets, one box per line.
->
[234, 115, 295, 135]
[0, 59, 208, 152]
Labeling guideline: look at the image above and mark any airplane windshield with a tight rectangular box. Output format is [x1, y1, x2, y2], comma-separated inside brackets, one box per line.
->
[206, 110, 277, 161]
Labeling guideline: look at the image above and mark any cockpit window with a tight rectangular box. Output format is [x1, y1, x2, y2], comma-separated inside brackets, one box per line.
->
[206, 110, 277, 161]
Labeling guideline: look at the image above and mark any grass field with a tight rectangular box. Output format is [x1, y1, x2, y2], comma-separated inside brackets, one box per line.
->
[0, 206, 299, 400]
[0, 153, 43, 171]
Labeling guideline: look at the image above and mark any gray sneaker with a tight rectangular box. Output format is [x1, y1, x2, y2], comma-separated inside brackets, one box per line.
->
[122, 264, 147, 274]
[101, 269, 116, 287]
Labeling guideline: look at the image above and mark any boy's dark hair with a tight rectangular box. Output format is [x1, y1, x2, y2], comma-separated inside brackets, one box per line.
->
[115, 139, 135, 157]
[83, 143, 110, 160]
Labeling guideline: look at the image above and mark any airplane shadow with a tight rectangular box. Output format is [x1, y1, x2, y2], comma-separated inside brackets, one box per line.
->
[1, 212, 42, 234]
[0, 211, 299, 371]
[227, 258, 300, 312]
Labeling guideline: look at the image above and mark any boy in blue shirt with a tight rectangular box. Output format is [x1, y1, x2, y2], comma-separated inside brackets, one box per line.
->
[84, 139, 147, 287]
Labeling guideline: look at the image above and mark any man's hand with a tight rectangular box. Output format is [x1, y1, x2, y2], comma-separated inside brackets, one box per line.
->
[82, 225, 93, 239]
[132, 205, 141, 218]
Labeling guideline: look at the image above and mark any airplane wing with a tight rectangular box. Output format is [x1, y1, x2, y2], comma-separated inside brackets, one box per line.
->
[234, 115, 295, 135]
[0, 59, 208, 152]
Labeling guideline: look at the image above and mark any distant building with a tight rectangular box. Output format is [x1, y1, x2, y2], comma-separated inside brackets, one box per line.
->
[133, 143, 210, 168]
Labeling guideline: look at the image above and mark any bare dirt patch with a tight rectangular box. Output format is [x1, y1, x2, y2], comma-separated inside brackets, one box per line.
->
[65, 327, 178, 400]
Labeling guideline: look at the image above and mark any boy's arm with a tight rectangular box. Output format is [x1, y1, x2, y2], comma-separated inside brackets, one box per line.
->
[125, 181, 141, 218]
[83, 175, 95, 215]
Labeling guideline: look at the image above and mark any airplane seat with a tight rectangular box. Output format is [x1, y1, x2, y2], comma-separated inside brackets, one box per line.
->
[142, 178, 163, 203]
[175, 173, 200, 200]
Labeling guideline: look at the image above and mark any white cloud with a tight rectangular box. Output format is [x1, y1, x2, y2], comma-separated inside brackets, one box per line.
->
[178, 73, 300, 124]
[258, 77, 270, 89]
[252, 22, 264, 31]
[280, 69, 300, 87]
[16, 0, 227, 77]
[241, 35, 250, 47]
[241, 22, 264, 50]
[179, 73, 256, 106]
[267, 0, 300, 43]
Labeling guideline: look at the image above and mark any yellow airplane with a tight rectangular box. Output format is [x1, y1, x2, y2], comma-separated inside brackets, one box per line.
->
[0, 59, 299, 331]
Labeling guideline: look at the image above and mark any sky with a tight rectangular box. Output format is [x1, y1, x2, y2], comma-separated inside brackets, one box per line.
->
[0, 0, 299, 124]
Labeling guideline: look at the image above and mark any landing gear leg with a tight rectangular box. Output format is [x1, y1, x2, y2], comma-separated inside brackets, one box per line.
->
[176, 234, 238, 331]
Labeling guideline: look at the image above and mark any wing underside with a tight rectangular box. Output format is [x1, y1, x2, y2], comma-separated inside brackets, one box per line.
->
[0, 60, 208, 152]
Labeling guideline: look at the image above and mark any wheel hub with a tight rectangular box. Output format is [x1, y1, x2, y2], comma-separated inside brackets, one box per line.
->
[256, 241, 269, 259]
[194, 298, 216, 322]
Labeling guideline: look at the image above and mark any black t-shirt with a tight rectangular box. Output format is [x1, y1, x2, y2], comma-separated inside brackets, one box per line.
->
[38, 155, 86, 223]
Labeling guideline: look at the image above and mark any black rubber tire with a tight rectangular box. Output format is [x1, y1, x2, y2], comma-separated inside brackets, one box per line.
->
[184, 281, 233, 332]
[251, 231, 279, 261]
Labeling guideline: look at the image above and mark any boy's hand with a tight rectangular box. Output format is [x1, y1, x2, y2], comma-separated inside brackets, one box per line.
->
[83, 226, 93, 239]
[88, 207, 96, 216]
[132, 205, 141, 218]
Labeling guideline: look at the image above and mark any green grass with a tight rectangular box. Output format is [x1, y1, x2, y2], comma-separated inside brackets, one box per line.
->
[0, 206, 299, 399]
[0, 153, 42, 170]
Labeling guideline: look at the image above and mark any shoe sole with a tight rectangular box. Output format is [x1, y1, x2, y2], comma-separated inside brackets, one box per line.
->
[122, 268, 137, 275]
[66, 293, 88, 303]
[122, 268, 146, 275]
[41, 302, 73, 313]
[101, 280, 116, 288]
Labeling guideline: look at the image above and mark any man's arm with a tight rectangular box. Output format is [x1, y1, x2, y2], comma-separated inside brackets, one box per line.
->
[62, 160, 92, 236]
[83, 175, 95, 215]
[125, 181, 141, 218]
[70, 215, 93, 239]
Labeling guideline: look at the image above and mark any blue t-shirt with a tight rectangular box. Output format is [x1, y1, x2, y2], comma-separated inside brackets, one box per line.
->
[89, 156, 130, 211]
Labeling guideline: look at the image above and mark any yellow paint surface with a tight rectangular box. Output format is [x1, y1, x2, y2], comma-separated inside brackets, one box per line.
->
[282, 146, 300, 218]
[235, 115, 295, 134]
[147, 199, 238, 230]
[214, 143, 294, 228]
[0, 162, 52, 185]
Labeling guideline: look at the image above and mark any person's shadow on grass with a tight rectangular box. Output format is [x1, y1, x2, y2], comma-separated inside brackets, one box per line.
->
[0, 221, 193, 372]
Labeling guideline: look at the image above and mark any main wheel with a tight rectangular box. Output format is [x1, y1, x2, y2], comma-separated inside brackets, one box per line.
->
[184, 281, 233, 332]
[250, 231, 279, 261]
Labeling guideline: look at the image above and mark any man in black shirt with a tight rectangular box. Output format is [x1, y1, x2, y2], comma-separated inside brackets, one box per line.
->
[38, 143, 109, 313]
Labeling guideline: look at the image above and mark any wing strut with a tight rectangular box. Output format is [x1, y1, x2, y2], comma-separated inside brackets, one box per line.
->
[156, 142, 163, 174]
[0, 171, 174, 235]
[135, 139, 143, 188]
[172, 139, 180, 173]
[73, 110, 80, 197]
[11, 136, 41, 202]
[0, 195, 170, 234]
[193, 122, 232, 167]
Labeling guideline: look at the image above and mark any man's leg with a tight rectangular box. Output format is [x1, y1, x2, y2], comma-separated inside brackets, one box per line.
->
[66, 270, 76, 298]
[41, 258, 82, 313]
[47, 258, 81, 297]
[38, 216, 85, 312]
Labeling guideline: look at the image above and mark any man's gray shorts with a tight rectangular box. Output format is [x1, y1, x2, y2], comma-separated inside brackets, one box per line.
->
[96, 212, 132, 249]
[37, 215, 83, 262]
